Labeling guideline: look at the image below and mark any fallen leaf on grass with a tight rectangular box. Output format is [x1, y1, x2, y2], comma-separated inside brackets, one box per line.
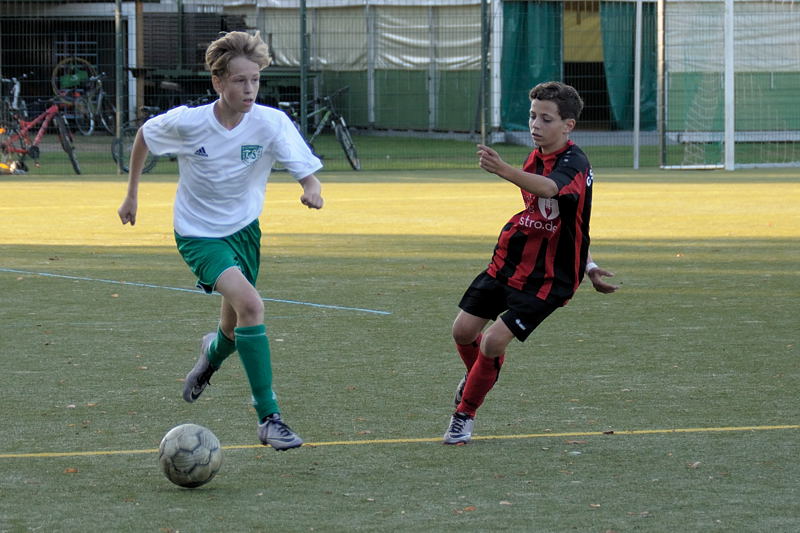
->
[63, 467, 78, 474]
[499, 501, 512, 506]
[687, 461, 702, 469]
[589, 503, 601, 509]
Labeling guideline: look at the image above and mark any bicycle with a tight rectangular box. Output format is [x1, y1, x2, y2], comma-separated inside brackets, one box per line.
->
[0, 97, 81, 175]
[1, 72, 30, 124]
[111, 105, 161, 174]
[111, 89, 215, 173]
[51, 57, 115, 136]
[71, 72, 116, 136]
[278, 86, 360, 170]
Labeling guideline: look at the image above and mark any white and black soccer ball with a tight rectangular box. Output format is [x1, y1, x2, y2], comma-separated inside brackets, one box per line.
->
[158, 423, 223, 488]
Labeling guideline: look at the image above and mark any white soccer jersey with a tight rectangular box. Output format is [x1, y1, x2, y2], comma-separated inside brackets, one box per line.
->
[142, 102, 322, 238]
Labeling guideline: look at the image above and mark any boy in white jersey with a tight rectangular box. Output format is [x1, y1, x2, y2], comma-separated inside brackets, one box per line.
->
[117, 31, 323, 450]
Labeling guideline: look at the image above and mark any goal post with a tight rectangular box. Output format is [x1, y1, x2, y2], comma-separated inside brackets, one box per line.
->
[659, 0, 800, 169]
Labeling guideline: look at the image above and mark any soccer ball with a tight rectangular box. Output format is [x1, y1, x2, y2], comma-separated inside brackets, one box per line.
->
[158, 423, 223, 488]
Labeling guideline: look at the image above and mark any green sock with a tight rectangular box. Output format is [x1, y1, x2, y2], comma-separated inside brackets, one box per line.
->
[207, 327, 236, 369]
[234, 324, 279, 420]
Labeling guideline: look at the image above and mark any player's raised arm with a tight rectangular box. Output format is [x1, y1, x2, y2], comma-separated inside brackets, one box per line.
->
[477, 144, 558, 198]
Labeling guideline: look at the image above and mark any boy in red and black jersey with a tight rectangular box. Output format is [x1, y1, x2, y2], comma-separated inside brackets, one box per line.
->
[489, 140, 592, 303]
[443, 81, 619, 445]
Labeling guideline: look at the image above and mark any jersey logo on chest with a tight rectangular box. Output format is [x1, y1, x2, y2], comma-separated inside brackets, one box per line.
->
[241, 145, 264, 165]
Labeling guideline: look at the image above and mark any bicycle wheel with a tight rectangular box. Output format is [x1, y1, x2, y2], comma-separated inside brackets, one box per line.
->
[54, 114, 81, 174]
[112, 125, 157, 174]
[333, 117, 360, 170]
[73, 95, 94, 136]
[98, 97, 116, 135]
[51, 57, 97, 101]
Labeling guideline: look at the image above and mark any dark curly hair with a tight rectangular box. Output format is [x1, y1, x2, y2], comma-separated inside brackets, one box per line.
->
[529, 81, 584, 121]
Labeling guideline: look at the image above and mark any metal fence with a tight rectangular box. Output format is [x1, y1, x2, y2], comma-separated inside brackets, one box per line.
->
[2, 0, 796, 175]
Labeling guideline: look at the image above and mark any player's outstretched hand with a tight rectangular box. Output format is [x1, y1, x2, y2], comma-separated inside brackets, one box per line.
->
[588, 267, 619, 294]
[477, 144, 503, 174]
[118, 197, 138, 226]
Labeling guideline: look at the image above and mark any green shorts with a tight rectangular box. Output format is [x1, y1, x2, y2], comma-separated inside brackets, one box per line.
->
[174, 219, 261, 294]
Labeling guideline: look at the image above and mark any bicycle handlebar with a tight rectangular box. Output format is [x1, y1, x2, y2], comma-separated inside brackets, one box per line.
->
[312, 85, 350, 105]
[1, 72, 32, 83]
[326, 85, 350, 99]
[34, 97, 68, 106]
[278, 86, 351, 111]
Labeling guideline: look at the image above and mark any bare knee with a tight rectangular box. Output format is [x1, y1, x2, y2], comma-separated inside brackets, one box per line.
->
[235, 296, 264, 326]
[453, 328, 478, 346]
[452, 313, 485, 345]
[480, 327, 513, 358]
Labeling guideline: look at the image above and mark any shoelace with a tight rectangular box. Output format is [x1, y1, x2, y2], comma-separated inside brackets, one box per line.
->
[449, 415, 468, 433]
[271, 420, 294, 437]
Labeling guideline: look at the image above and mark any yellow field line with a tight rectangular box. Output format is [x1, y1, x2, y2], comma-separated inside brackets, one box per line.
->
[1, 424, 797, 459]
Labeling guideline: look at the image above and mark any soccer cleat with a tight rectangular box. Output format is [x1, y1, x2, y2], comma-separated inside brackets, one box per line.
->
[453, 372, 467, 408]
[258, 413, 304, 451]
[443, 411, 474, 445]
[182, 333, 217, 403]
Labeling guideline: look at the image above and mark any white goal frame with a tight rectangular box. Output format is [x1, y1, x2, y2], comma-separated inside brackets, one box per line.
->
[658, 0, 800, 170]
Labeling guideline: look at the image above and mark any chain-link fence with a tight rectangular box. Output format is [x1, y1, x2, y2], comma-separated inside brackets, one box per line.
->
[3, 0, 795, 175]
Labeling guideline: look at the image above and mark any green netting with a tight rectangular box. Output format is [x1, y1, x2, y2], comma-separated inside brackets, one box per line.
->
[600, 1, 657, 130]
[500, 1, 562, 131]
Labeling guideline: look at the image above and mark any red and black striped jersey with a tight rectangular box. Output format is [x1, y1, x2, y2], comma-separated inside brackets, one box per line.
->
[486, 140, 593, 305]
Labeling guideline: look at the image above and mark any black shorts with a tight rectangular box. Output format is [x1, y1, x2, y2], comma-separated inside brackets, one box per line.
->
[458, 271, 559, 341]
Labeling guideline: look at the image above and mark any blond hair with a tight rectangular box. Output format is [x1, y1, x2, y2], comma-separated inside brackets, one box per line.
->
[204, 31, 271, 78]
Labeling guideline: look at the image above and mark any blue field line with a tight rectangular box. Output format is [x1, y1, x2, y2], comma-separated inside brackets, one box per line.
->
[0, 267, 391, 316]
